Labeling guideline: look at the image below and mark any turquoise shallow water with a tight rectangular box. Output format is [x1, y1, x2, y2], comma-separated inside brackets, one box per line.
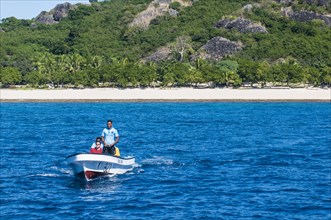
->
[0, 102, 330, 219]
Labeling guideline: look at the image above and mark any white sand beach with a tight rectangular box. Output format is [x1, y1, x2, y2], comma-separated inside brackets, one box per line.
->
[0, 88, 330, 102]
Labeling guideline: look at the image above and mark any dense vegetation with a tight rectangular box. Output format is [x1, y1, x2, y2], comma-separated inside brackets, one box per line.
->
[0, 0, 330, 88]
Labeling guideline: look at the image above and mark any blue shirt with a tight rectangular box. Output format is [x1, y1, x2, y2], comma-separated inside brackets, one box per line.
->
[102, 127, 119, 145]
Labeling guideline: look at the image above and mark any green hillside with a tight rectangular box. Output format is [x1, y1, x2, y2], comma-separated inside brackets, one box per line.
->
[0, 0, 330, 88]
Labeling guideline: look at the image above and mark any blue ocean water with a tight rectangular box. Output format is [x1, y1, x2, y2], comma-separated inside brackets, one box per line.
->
[0, 102, 330, 219]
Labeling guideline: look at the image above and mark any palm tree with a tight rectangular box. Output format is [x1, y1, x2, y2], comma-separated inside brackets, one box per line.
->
[36, 53, 56, 87]
[87, 55, 103, 69]
[67, 53, 86, 74]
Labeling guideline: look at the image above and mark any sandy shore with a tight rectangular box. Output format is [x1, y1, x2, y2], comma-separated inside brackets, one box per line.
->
[0, 88, 330, 102]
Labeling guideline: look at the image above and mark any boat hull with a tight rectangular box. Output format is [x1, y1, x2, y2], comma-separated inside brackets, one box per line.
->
[66, 153, 135, 181]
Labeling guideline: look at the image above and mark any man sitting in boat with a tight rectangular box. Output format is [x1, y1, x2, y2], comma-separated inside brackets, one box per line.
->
[101, 120, 120, 156]
[91, 137, 104, 149]
[90, 140, 103, 154]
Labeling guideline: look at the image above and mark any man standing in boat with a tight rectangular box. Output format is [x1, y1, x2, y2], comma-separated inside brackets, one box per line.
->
[101, 120, 119, 155]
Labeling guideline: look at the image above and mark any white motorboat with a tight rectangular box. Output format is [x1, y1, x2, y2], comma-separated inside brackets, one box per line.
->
[66, 153, 135, 181]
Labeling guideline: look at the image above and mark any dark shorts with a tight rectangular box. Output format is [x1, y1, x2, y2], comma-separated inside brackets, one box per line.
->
[103, 146, 115, 155]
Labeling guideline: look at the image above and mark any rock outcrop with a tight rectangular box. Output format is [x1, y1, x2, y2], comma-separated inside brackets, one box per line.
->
[275, 0, 329, 6]
[290, 11, 331, 26]
[192, 37, 242, 61]
[145, 36, 243, 62]
[129, 0, 192, 29]
[129, 0, 171, 29]
[143, 46, 172, 62]
[35, 11, 57, 24]
[282, 8, 331, 26]
[274, 0, 293, 4]
[214, 18, 268, 33]
[302, 0, 329, 7]
[35, 3, 76, 24]
[53, 3, 75, 21]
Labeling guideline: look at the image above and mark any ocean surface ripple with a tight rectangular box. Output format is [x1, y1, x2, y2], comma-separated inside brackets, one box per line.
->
[0, 102, 330, 219]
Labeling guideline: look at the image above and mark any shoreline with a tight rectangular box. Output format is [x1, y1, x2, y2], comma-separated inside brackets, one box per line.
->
[1, 88, 330, 102]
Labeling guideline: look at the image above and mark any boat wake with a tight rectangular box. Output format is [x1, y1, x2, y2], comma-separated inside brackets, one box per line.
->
[27, 173, 60, 177]
[50, 166, 72, 174]
[141, 156, 185, 167]
[141, 156, 176, 166]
